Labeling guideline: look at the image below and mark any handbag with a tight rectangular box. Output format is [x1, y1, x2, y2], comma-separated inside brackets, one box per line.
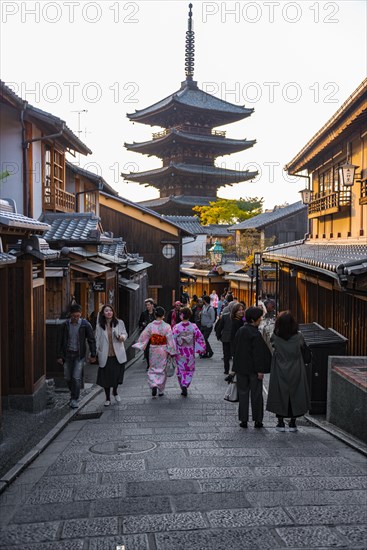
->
[301, 342, 312, 364]
[224, 378, 239, 402]
[166, 354, 177, 377]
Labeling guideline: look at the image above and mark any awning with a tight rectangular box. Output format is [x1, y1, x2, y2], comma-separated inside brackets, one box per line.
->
[127, 262, 152, 273]
[0, 252, 16, 266]
[71, 260, 111, 276]
[180, 270, 197, 281]
[119, 278, 140, 291]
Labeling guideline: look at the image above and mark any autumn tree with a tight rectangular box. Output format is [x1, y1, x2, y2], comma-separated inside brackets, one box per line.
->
[193, 197, 263, 225]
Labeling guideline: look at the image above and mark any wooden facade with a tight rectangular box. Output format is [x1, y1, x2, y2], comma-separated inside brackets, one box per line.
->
[99, 193, 192, 315]
[264, 78, 367, 356]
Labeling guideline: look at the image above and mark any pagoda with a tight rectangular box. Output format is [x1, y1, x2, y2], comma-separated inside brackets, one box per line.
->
[123, 3, 257, 216]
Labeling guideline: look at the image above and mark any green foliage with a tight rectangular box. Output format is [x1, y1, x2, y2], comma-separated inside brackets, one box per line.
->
[0, 171, 10, 181]
[193, 197, 263, 225]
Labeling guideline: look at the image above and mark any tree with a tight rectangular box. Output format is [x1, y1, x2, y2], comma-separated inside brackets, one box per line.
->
[193, 197, 263, 225]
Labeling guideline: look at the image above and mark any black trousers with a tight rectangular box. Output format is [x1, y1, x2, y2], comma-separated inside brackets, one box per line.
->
[201, 326, 213, 355]
[222, 342, 231, 373]
[236, 372, 263, 423]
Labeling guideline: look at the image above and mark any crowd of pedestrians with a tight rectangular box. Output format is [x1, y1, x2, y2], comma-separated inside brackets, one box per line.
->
[57, 288, 311, 431]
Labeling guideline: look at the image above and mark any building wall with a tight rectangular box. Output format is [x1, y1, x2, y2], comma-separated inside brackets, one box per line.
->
[183, 234, 206, 259]
[100, 203, 182, 314]
[310, 130, 367, 242]
[0, 104, 23, 210]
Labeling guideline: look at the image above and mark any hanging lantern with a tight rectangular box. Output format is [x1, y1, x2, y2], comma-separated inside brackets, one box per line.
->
[339, 161, 358, 187]
[209, 240, 224, 264]
[299, 187, 312, 205]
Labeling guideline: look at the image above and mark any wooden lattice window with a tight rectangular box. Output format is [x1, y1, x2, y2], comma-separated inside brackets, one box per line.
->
[43, 145, 65, 208]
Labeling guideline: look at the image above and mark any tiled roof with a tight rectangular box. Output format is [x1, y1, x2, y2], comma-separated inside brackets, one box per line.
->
[1, 80, 92, 156]
[163, 215, 203, 234]
[0, 252, 16, 265]
[40, 213, 105, 243]
[0, 209, 50, 233]
[66, 162, 117, 196]
[263, 241, 367, 278]
[128, 81, 253, 120]
[204, 224, 233, 236]
[231, 202, 306, 230]
[123, 163, 257, 184]
[125, 130, 255, 154]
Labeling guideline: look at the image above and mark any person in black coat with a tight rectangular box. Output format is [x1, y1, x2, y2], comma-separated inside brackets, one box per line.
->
[232, 306, 272, 429]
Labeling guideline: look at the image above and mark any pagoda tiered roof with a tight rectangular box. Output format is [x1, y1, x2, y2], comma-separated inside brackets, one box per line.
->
[122, 163, 257, 189]
[125, 129, 256, 157]
[127, 80, 254, 128]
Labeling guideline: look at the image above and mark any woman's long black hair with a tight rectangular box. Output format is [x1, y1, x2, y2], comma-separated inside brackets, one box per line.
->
[98, 304, 118, 330]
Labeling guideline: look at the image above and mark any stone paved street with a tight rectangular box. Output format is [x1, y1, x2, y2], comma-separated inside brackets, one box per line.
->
[0, 336, 366, 549]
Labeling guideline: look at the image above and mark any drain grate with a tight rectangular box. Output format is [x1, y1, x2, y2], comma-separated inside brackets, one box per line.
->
[72, 411, 103, 421]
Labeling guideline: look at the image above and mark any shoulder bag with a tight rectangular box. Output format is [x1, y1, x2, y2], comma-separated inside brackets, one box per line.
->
[166, 354, 177, 377]
[224, 377, 239, 402]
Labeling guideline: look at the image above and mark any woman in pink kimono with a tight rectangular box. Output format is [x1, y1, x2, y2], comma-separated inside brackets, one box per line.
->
[133, 306, 176, 397]
[172, 307, 206, 397]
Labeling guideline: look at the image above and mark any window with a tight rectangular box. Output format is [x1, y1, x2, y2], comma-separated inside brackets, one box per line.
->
[84, 191, 97, 214]
[162, 244, 176, 259]
[43, 145, 65, 208]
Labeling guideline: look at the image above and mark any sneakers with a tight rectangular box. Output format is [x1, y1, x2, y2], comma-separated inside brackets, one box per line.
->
[276, 420, 286, 432]
[239, 421, 248, 428]
[289, 420, 298, 432]
[114, 394, 121, 403]
[254, 421, 264, 428]
[207, 351, 214, 358]
[104, 400, 111, 407]
[152, 387, 157, 397]
[181, 387, 188, 397]
[158, 392, 164, 397]
[69, 399, 79, 409]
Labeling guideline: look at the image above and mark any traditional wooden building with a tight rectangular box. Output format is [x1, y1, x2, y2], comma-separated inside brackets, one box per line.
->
[123, 4, 257, 216]
[264, 78, 367, 356]
[98, 192, 194, 314]
[0, 199, 57, 416]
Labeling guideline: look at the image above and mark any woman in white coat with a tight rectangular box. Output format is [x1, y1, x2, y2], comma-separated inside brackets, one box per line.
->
[95, 304, 128, 406]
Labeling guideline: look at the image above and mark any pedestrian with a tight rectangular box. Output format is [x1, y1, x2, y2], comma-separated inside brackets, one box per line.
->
[232, 306, 272, 429]
[266, 311, 310, 432]
[217, 293, 226, 318]
[191, 297, 203, 330]
[210, 289, 219, 318]
[181, 287, 190, 305]
[167, 300, 182, 328]
[95, 304, 128, 406]
[260, 298, 276, 352]
[133, 306, 176, 397]
[139, 298, 156, 370]
[190, 294, 199, 309]
[215, 302, 234, 374]
[200, 295, 215, 358]
[172, 306, 206, 397]
[57, 304, 96, 409]
[230, 302, 246, 347]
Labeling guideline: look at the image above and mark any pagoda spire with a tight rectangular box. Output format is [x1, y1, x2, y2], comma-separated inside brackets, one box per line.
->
[185, 3, 195, 81]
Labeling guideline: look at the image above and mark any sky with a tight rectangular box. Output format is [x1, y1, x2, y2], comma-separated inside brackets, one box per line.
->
[1, 0, 366, 210]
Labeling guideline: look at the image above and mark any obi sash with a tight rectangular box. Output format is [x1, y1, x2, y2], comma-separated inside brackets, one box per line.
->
[150, 334, 167, 346]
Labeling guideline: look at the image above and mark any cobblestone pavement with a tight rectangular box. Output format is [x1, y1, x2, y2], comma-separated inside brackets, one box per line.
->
[0, 336, 366, 549]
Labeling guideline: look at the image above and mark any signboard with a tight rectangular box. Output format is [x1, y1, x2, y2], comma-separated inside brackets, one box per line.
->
[92, 280, 105, 292]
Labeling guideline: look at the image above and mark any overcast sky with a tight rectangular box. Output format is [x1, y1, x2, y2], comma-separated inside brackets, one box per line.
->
[1, 1, 366, 210]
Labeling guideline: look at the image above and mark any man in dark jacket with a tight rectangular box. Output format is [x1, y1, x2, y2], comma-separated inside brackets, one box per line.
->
[57, 304, 96, 408]
[232, 306, 272, 429]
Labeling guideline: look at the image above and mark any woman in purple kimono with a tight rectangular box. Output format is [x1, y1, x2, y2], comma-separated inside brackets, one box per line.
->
[133, 307, 176, 397]
[172, 307, 206, 397]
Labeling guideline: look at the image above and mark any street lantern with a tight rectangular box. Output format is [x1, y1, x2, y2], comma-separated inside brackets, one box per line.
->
[253, 252, 262, 306]
[339, 161, 358, 187]
[209, 240, 224, 265]
[299, 187, 312, 205]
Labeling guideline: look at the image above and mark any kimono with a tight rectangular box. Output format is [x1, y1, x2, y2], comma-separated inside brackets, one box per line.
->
[172, 321, 206, 389]
[133, 320, 176, 392]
